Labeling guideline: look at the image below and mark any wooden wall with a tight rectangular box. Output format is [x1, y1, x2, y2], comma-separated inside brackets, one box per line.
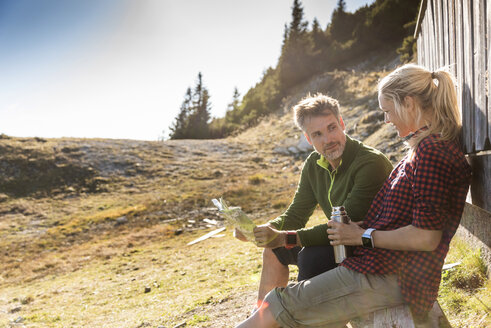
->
[416, 0, 491, 211]
[415, 0, 491, 267]
[416, 0, 490, 155]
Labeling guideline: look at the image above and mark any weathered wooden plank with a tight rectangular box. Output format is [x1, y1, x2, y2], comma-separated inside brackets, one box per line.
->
[424, 11, 431, 68]
[487, 0, 491, 147]
[417, 29, 424, 66]
[463, 0, 475, 153]
[421, 13, 428, 67]
[434, 0, 445, 67]
[448, 0, 457, 77]
[443, 0, 450, 67]
[468, 153, 491, 212]
[474, 0, 487, 151]
[456, 0, 466, 131]
[428, 0, 436, 70]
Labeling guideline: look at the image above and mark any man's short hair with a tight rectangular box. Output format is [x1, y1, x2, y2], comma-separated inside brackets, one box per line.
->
[293, 93, 341, 131]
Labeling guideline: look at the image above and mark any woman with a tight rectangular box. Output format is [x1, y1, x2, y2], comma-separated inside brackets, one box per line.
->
[236, 64, 472, 328]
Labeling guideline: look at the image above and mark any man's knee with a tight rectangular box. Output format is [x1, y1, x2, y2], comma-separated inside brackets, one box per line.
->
[297, 246, 337, 281]
[263, 248, 285, 268]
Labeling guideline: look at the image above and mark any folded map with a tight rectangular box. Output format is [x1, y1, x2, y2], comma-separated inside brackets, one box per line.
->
[212, 198, 256, 243]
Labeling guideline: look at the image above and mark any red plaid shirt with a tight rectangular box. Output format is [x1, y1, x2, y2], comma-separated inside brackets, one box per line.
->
[341, 134, 471, 317]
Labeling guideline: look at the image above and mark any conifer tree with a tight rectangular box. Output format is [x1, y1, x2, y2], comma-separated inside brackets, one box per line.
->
[169, 87, 192, 139]
[311, 18, 325, 51]
[169, 72, 212, 139]
[227, 87, 241, 112]
[330, 0, 354, 42]
[187, 72, 211, 139]
[288, 0, 308, 42]
[278, 0, 314, 91]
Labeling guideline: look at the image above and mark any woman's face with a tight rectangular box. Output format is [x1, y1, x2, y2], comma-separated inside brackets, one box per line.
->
[378, 94, 413, 138]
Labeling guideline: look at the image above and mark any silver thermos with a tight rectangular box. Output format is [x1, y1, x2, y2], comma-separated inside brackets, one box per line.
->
[331, 206, 350, 263]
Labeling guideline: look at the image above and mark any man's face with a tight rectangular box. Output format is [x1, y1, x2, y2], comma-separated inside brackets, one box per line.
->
[304, 113, 346, 165]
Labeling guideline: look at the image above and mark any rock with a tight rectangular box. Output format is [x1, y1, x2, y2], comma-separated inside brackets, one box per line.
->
[144, 286, 151, 293]
[273, 147, 290, 155]
[0, 193, 8, 203]
[360, 111, 384, 124]
[115, 216, 128, 225]
[34, 137, 47, 143]
[174, 229, 183, 236]
[296, 134, 313, 153]
[10, 306, 21, 313]
[287, 146, 299, 154]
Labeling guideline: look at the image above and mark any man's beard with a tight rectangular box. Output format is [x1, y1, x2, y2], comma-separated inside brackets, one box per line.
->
[323, 142, 345, 161]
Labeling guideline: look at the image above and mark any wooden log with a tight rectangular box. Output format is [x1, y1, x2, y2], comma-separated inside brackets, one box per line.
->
[348, 301, 451, 328]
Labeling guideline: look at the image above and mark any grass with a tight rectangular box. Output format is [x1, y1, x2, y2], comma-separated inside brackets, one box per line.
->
[438, 237, 490, 327]
[1, 69, 488, 327]
[0, 225, 263, 327]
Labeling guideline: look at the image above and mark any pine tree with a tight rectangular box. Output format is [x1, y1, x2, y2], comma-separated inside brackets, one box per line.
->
[330, 0, 353, 42]
[311, 18, 325, 50]
[227, 88, 240, 112]
[278, 0, 315, 91]
[169, 87, 192, 139]
[169, 72, 212, 139]
[289, 0, 308, 42]
[187, 72, 211, 139]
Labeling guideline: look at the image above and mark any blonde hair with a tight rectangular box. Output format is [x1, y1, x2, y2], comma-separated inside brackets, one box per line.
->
[378, 64, 461, 149]
[293, 93, 341, 131]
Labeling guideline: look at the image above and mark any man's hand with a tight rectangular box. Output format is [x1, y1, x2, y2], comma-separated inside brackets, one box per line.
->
[253, 224, 285, 248]
[233, 228, 248, 242]
[327, 220, 364, 246]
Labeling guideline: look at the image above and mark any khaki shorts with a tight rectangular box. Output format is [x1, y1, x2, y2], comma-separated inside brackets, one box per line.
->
[264, 266, 404, 328]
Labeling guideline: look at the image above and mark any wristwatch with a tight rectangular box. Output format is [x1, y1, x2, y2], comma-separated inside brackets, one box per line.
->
[362, 228, 376, 249]
[285, 231, 297, 249]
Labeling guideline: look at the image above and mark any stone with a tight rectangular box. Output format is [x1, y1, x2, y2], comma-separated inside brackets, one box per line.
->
[10, 306, 21, 313]
[273, 147, 290, 155]
[287, 146, 299, 154]
[115, 216, 128, 225]
[296, 134, 313, 153]
[144, 286, 151, 293]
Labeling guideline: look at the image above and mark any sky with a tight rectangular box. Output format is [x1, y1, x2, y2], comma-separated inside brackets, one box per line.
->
[0, 0, 373, 141]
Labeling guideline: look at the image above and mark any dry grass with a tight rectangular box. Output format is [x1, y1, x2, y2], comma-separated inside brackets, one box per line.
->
[1, 68, 486, 327]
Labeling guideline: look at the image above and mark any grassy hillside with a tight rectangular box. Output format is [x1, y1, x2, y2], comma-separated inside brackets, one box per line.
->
[1, 68, 489, 327]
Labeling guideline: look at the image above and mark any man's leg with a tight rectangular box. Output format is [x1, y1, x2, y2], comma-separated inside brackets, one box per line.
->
[257, 248, 290, 304]
[297, 245, 337, 281]
[236, 302, 280, 328]
[263, 266, 405, 327]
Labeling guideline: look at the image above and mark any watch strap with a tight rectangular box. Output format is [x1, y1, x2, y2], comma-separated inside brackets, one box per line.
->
[285, 231, 297, 249]
[362, 228, 376, 248]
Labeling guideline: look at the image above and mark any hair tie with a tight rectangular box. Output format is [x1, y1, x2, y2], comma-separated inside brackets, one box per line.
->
[431, 72, 436, 79]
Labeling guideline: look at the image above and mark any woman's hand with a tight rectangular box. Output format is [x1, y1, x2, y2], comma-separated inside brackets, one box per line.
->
[327, 220, 365, 246]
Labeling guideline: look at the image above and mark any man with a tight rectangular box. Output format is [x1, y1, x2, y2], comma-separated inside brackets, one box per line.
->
[236, 93, 393, 310]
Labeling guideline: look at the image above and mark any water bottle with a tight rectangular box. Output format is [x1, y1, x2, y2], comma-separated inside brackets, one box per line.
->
[331, 206, 350, 263]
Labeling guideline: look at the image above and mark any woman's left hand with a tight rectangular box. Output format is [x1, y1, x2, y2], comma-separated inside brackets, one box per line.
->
[327, 220, 365, 246]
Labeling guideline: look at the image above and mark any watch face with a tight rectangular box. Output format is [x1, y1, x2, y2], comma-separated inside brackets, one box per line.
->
[286, 233, 297, 246]
[362, 236, 372, 248]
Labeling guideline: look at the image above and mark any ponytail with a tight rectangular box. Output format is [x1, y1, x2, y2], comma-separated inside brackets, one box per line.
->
[378, 64, 461, 150]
